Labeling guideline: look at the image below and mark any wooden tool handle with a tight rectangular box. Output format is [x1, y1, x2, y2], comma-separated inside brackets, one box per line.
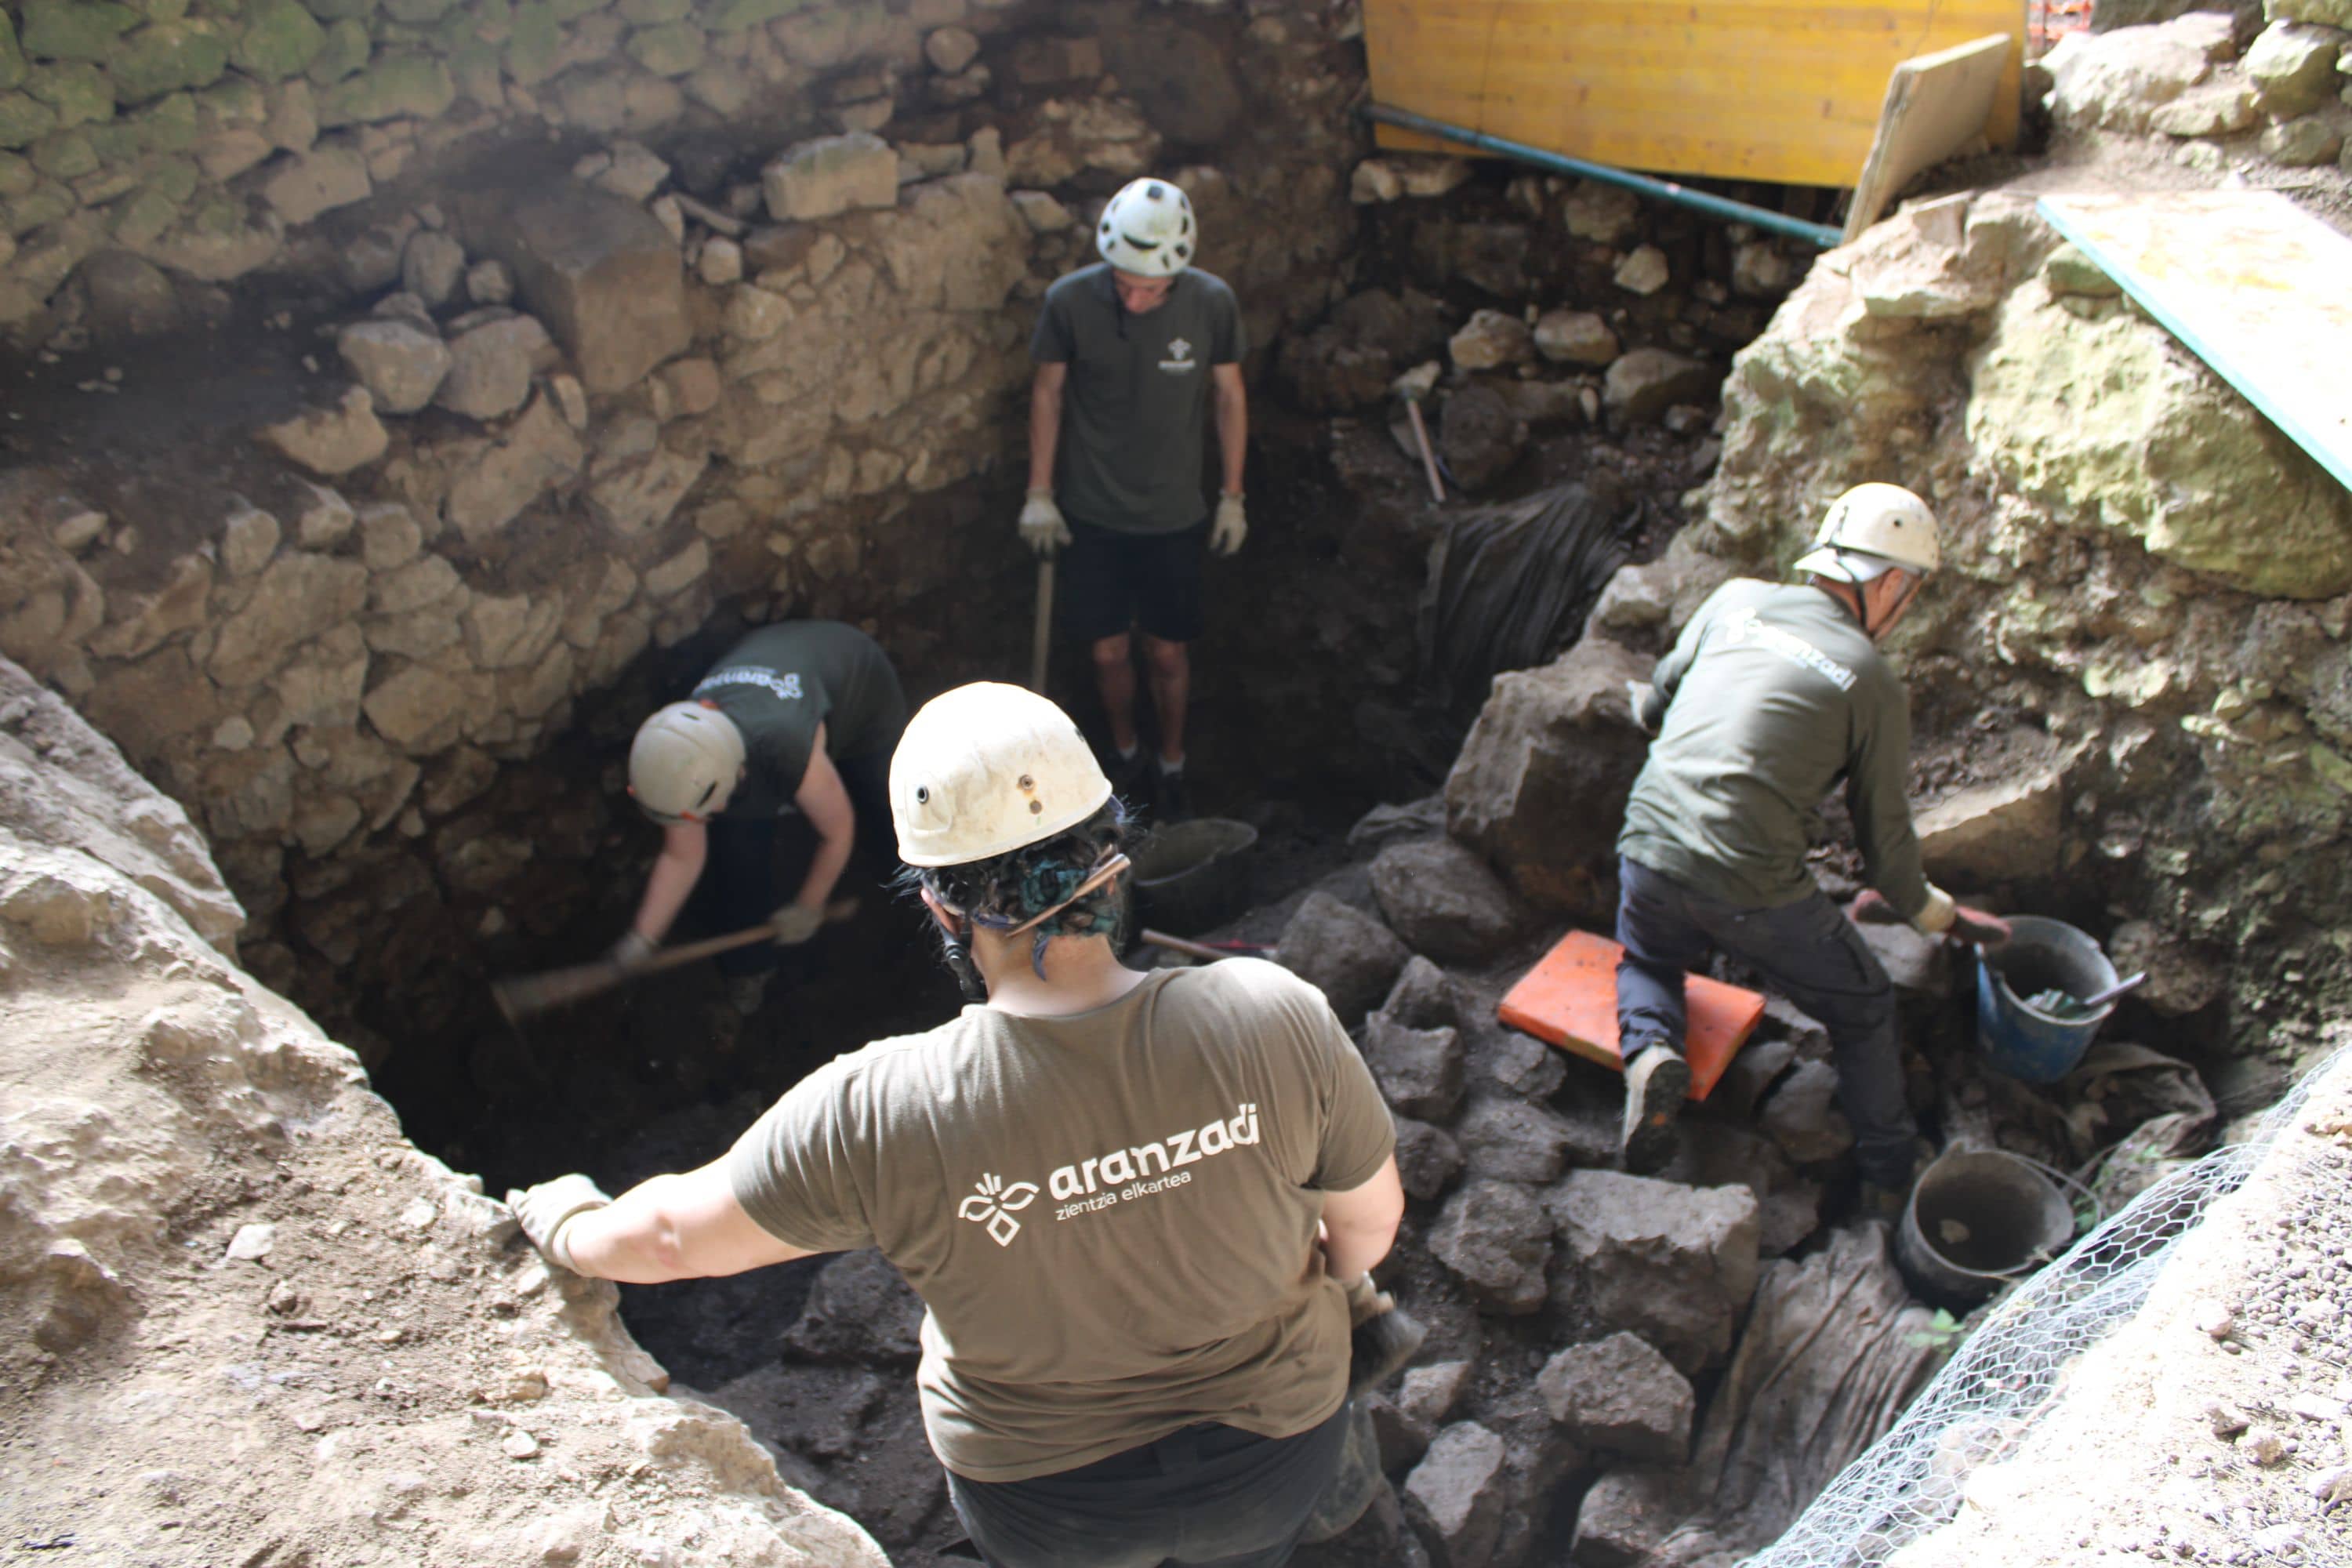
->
[1030, 557, 1055, 692]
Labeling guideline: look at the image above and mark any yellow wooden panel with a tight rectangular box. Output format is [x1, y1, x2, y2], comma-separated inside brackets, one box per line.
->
[1363, 0, 2024, 189]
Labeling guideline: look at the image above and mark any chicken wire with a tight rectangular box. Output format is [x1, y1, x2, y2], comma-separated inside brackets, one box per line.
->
[1744, 1049, 2343, 1568]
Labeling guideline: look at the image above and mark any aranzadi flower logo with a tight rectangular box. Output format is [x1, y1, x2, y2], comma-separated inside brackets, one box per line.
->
[957, 1174, 1040, 1247]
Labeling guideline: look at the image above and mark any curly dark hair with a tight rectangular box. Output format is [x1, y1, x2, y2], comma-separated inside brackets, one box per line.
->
[901, 800, 1131, 996]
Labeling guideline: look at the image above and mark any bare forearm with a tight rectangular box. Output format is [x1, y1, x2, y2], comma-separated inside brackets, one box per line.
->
[793, 829, 853, 912]
[1214, 382, 1247, 494]
[559, 1175, 699, 1283]
[1320, 1219, 1396, 1280]
[1029, 379, 1062, 492]
[633, 845, 704, 943]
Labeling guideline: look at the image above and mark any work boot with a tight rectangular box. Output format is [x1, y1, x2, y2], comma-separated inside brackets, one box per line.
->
[1155, 762, 1189, 822]
[1619, 1040, 1690, 1176]
[1860, 1136, 1936, 1222]
[1104, 746, 1151, 810]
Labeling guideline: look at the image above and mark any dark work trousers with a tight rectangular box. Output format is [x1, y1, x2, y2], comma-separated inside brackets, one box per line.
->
[945, 1401, 1352, 1568]
[1614, 855, 1915, 1185]
[706, 749, 897, 979]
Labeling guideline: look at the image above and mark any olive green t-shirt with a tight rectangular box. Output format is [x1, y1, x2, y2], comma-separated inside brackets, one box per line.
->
[1618, 578, 1933, 917]
[725, 958, 1396, 1482]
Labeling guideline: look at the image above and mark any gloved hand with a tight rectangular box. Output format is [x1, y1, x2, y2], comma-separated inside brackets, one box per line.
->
[1340, 1272, 1427, 1396]
[1846, 889, 1907, 927]
[1624, 680, 1659, 736]
[506, 1172, 612, 1273]
[1018, 490, 1070, 557]
[771, 901, 824, 946]
[608, 929, 656, 971]
[1949, 906, 2013, 947]
[1209, 493, 1247, 557]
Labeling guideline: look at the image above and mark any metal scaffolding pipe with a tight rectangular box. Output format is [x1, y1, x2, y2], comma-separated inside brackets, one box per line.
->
[1361, 103, 1847, 250]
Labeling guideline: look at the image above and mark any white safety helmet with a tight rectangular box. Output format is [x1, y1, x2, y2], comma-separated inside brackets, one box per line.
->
[1095, 178, 1196, 278]
[1792, 483, 1941, 583]
[629, 701, 746, 825]
[891, 683, 1112, 868]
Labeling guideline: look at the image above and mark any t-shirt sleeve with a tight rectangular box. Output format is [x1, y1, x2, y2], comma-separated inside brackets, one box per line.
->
[1297, 991, 1396, 1192]
[724, 1067, 877, 1254]
[1210, 281, 1245, 365]
[1029, 287, 1075, 364]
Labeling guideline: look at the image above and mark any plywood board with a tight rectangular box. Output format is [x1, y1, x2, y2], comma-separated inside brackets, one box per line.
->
[1498, 931, 1766, 1102]
[1364, 0, 2024, 189]
[1844, 33, 2014, 241]
[2039, 193, 2352, 496]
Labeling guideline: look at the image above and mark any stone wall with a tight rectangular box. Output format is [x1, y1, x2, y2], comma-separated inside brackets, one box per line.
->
[0, 0, 1372, 1047]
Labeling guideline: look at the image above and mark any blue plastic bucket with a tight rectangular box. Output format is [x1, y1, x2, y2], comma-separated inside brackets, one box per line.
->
[1974, 916, 2119, 1083]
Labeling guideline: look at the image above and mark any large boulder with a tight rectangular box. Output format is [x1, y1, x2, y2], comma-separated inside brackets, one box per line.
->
[2042, 13, 2236, 132]
[1455, 1098, 1588, 1183]
[473, 187, 691, 393]
[1966, 285, 2352, 598]
[1550, 1171, 1761, 1371]
[1363, 1015, 1465, 1122]
[1395, 1116, 1466, 1201]
[1915, 765, 2064, 886]
[2242, 21, 2344, 117]
[1428, 1180, 1552, 1314]
[1403, 1421, 1508, 1568]
[1275, 891, 1412, 1025]
[763, 131, 898, 220]
[1445, 637, 1653, 911]
[1370, 836, 1532, 965]
[1603, 348, 1715, 429]
[1537, 1332, 1694, 1462]
[1570, 1468, 1688, 1568]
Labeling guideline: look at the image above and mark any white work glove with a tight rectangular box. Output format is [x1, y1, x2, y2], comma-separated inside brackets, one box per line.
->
[608, 929, 655, 972]
[1019, 490, 1070, 557]
[506, 1173, 612, 1274]
[1210, 493, 1247, 557]
[1624, 680, 1658, 735]
[771, 901, 823, 946]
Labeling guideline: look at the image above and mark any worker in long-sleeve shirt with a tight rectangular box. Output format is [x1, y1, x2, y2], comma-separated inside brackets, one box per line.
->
[1612, 485, 2009, 1202]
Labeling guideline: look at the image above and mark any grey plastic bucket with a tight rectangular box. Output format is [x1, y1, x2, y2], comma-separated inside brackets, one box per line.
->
[1127, 818, 1258, 935]
[1974, 915, 2119, 1084]
[1896, 1149, 2078, 1306]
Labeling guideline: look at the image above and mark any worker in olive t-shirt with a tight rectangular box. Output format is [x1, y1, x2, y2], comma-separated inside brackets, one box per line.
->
[615, 620, 907, 1018]
[1021, 176, 1250, 822]
[1611, 485, 2010, 1199]
[514, 684, 1407, 1568]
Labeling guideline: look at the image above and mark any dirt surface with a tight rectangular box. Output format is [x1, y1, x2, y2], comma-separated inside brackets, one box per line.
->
[1888, 1049, 2352, 1567]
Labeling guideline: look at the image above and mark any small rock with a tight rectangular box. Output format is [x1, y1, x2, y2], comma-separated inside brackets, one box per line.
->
[256, 387, 389, 477]
[1370, 837, 1529, 964]
[1274, 891, 1411, 1026]
[2205, 1400, 2249, 1438]
[2242, 21, 2342, 118]
[1613, 244, 1670, 295]
[649, 194, 686, 245]
[1394, 1116, 1465, 1201]
[1532, 307, 1617, 366]
[401, 229, 466, 307]
[1428, 1179, 1552, 1314]
[1396, 157, 1473, 198]
[399, 1196, 437, 1229]
[1537, 1332, 1694, 1462]
[1009, 189, 1073, 233]
[221, 506, 282, 578]
[336, 318, 451, 415]
[762, 131, 898, 222]
[437, 314, 551, 421]
[502, 1428, 542, 1460]
[226, 1223, 276, 1261]
[2190, 1298, 2234, 1340]
[924, 25, 981, 73]
[1363, 1016, 1465, 1122]
[296, 485, 356, 548]
[597, 140, 670, 202]
[2259, 115, 2344, 167]
[1756, 1059, 1854, 1163]
[1602, 348, 1715, 430]
[1448, 308, 1533, 371]
[697, 236, 742, 285]
[1403, 1421, 1508, 1568]
[466, 258, 513, 306]
[1350, 158, 1403, 203]
[2244, 1429, 2292, 1466]
[549, 375, 590, 430]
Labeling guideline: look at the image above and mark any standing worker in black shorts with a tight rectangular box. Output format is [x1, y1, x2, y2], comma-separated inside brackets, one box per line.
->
[1022, 176, 1249, 820]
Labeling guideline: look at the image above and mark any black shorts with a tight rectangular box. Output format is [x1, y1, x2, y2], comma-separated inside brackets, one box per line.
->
[1061, 519, 1209, 646]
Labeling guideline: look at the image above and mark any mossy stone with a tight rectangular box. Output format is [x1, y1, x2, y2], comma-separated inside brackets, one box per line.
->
[132, 89, 198, 150]
[504, 0, 560, 84]
[382, 0, 458, 18]
[111, 181, 180, 244]
[109, 20, 233, 103]
[0, 151, 34, 197]
[700, 0, 807, 31]
[549, 0, 609, 21]
[198, 71, 266, 123]
[74, 163, 139, 202]
[0, 93, 62, 149]
[133, 0, 193, 19]
[30, 129, 99, 177]
[305, 0, 379, 19]
[5, 182, 78, 235]
[29, 63, 116, 125]
[307, 16, 370, 81]
[0, 13, 27, 93]
[317, 50, 452, 123]
[625, 20, 702, 74]
[621, 0, 691, 21]
[450, 37, 503, 104]
[469, 0, 515, 38]
[230, 0, 325, 79]
[20, 2, 145, 64]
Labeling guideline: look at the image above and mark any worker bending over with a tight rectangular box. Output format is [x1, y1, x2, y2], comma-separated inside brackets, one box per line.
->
[618, 619, 906, 1016]
[1022, 176, 1250, 820]
[516, 683, 1406, 1568]
[1613, 485, 2009, 1198]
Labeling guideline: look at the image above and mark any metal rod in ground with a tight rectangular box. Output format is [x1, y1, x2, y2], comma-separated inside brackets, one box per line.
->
[1404, 398, 1446, 501]
[1360, 103, 1847, 250]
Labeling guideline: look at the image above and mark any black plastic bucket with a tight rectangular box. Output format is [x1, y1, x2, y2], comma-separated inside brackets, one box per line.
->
[1896, 1149, 2078, 1305]
[1127, 818, 1258, 935]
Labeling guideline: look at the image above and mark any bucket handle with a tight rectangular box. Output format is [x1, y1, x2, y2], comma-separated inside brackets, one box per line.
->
[1964, 1152, 2107, 1279]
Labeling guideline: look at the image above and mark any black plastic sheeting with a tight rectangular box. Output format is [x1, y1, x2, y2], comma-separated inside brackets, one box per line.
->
[1415, 477, 1637, 713]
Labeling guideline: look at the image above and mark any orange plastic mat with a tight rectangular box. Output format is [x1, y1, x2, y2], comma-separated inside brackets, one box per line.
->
[1498, 931, 1766, 1103]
